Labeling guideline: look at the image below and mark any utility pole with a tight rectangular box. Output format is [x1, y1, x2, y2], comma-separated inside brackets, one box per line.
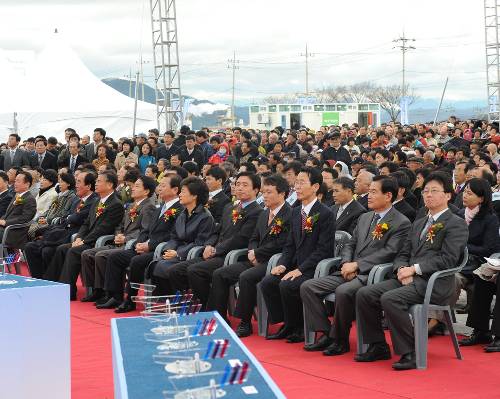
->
[124, 68, 133, 98]
[393, 33, 416, 98]
[300, 44, 314, 96]
[484, 0, 500, 122]
[133, 71, 140, 136]
[227, 50, 239, 126]
[137, 58, 150, 101]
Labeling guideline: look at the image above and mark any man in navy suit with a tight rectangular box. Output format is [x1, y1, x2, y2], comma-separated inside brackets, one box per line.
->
[29, 137, 58, 170]
[261, 167, 335, 343]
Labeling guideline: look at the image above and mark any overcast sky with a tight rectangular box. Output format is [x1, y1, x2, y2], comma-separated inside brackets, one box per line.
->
[0, 0, 487, 105]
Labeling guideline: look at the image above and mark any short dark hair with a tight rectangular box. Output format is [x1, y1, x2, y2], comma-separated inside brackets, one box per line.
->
[169, 165, 189, 179]
[65, 128, 76, 135]
[94, 128, 106, 138]
[236, 171, 261, 190]
[47, 137, 58, 146]
[59, 172, 76, 190]
[124, 168, 141, 183]
[183, 161, 199, 176]
[375, 148, 391, 160]
[145, 164, 159, 177]
[389, 171, 410, 194]
[41, 169, 58, 186]
[35, 137, 47, 146]
[81, 171, 96, 191]
[380, 161, 399, 174]
[322, 167, 339, 180]
[164, 130, 175, 139]
[240, 162, 257, 173]
[99, 170, 118, 189]
[9, 134, 21, 143]
[206, 166, 227, 183]
[299, 166, 323, 187]
[422, 171, 454, 194]
[195, 130, 208, 139]
[166, 174, 182, 191]
[372, 175, 398, 203]
[333, 176, 355, 192]
[185, 134, 196, 142]
[181, 176, 209, 206]
[121, 138, 135, 151]
[263, 174, 289, 197]
[283, 160, 302, 176]
[0, 171, 9, 183]
[69, 132, 80, 142]
[17, 170, 33, 187]
[136, 175, 157, 198]
[141, 142, 153, 155]
[96, 143, 108, 154]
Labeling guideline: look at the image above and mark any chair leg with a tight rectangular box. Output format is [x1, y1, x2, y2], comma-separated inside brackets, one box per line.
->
[412, 306, 428, 370]
[256, 283, 268, 337]
[355, 311, 369, 354]
[443, 308, 463, 360]
[303, 304, 316, 346]
[228, 285, 236, 316]
[451, 308, 457, 324]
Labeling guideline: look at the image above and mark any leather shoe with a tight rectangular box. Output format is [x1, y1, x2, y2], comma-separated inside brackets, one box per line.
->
[94, 296, 111, 306]
[459, 330, 492, 346]
[266, 325, 293, 340]
[484, 338, 500, 353]
[286, 329, 304, 343]
[323, 341, 350, 356]
[114, 300, 136, 314]
[354, 342, 391, 362]
[392, 352, 417, 370]
[96, 297, 121, 309]
[236, 321, 253, 338]
[304, 334, 333, 352]
[81, 289, 104, 303]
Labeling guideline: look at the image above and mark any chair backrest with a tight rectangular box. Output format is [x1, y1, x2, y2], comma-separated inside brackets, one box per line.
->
[491, 252, 500, 260]
[334, 230, 351, 257]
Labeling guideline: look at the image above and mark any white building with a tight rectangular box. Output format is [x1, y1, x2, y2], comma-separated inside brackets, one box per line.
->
[249, 103, 381, 130]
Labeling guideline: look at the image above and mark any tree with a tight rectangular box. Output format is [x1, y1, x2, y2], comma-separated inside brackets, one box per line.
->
[368, 84, 418, 122]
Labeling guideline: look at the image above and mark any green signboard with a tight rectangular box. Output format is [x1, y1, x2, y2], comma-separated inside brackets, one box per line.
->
[322, 112, 339, 126]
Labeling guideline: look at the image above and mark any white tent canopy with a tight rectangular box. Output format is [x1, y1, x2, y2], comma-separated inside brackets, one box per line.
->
[0, 32, 156, 142]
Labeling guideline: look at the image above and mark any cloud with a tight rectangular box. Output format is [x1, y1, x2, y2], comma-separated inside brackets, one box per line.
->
[188, 102, 229, 116]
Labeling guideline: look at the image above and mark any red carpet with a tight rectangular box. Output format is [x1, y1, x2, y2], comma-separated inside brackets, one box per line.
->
[12, 264, 500, 398]
[67, 286, 500, 399]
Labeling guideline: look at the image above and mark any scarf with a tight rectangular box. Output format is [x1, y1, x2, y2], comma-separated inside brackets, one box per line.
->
[464, 205, 480, 225]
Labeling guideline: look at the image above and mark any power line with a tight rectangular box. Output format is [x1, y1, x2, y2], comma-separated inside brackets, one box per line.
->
[300, 43, 314, 96]
[227, 50, 239, 125]
[393, 33, 416, 98]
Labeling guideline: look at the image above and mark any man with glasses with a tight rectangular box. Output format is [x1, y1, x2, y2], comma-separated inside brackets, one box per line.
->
[355, 171, 468, 370]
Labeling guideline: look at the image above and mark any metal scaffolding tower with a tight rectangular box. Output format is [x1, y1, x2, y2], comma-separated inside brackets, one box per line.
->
[485, 0, 500, 122]
[150, 0, 182, 132]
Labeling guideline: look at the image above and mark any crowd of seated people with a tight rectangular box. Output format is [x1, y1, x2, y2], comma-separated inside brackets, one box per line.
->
[1, 117, 500, 371]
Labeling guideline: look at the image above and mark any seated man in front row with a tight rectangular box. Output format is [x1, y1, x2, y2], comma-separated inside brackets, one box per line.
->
[301, 175, 411, 355]
[356, 171, 468, 370]
[260, 167, 335, 343]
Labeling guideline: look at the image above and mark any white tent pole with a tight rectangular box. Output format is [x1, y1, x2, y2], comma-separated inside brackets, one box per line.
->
[133, 71, 140, 136]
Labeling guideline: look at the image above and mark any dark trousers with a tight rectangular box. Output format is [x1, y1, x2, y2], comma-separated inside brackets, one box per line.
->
[356, 278, 424, 356]
[44, 243, 72, 282]
[467, 275, 500, 336]
[260, 273, 311, 329]
[151, 258, 183, 296]
[104, 249, 154, 299]
[167, 256, 225, 308]
[24, 241, 57, 279]
[58, 243, 93, 295]
[301, 274, 365, 342]
[80, 245, 115, 289]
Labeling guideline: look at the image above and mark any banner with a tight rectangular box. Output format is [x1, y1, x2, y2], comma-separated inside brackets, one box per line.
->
[322, 112, 339, 126]
[400, 96, 409, 125]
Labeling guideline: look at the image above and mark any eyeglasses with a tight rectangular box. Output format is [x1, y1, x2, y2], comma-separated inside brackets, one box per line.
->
[422, 189, 445, 195]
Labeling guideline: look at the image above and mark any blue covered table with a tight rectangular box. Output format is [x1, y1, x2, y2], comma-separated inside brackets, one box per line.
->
[0, 274, 70, 399]
[111, 311, 285, 399]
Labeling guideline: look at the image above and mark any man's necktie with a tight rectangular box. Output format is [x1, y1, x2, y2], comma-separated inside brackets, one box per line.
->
[370, 213, 381, 230]
[420, 216, 434, 241]
[159, 203, 167, 218]
[70, 157, 75, 172]
[301, 209, 307, 231]
[455, 185, 461, 194]
[38, 154, 43, 164]
[336, 205, 344, 220]
[10, 150, 14, 163]
[268, 210, 274, 226]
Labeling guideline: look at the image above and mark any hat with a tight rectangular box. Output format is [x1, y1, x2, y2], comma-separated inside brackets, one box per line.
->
[136, 133, 147, 139]
[287, 131, 297, 139]
[407, 156, 424, 164]
[352, 157, 364, 165]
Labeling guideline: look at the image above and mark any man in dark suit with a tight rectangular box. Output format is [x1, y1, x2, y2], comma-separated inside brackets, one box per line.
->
[452, 160, 468, 208]
[1, 134, 30, 170]
[356, 171, 468, 370]
[301, 176, 411, 355]
[28, 172, 98, 279]
[29, 137, 58, 170]
[261, 167, 335, 343]
[207, 174, 292, 337]
[330, 177, 366, 235]
[390, 171, 416, 222]
[97, 175, 183, 310]
[84, 128, 106, 161]
[53, 171, 124, 299]
[355, 169, 374, 210]
[60, 141, 88, 173]
[179, 134, 204, 167]
[80, 176, 157, 303]
[156, 130, 179, 161]
[0, 171, 37, 248]
[167, 172, 263, 309]
[0, 171, 14, 218]
[205, 166, 231, 225]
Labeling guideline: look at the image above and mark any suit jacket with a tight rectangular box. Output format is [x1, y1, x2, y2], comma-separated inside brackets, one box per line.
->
[44, 190, 78, 224]
[393, 199, 416, 223]
[156, 144, 179, 161]
[207, 191, 231, 225]
[60, 154, 88, 172]
[35, 186, 58, 219]
[29, 151, 58, 170]
[84, 142, 99, 161]
[76, 193, 125, 247]
[249, 203, 292, 264]
[340, 208, 411, 280]
[415, 202, 462, 220]
[0, 189, 14, 218]
[278, 200, 335, 277]
[179, 147, 204, 167]
[1, 191, 37, 248]
[453, 189, 465, 209]
[207, 201, 263, 257]
[331, 200, 366, 235]
[163, 205, 215, 260]
[136, 200, 184, 252]
[357, 194, 368, 210]
[118, 196, 157, 241]
[393, 209, 469, 304]
[1, 148, 30, 170]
